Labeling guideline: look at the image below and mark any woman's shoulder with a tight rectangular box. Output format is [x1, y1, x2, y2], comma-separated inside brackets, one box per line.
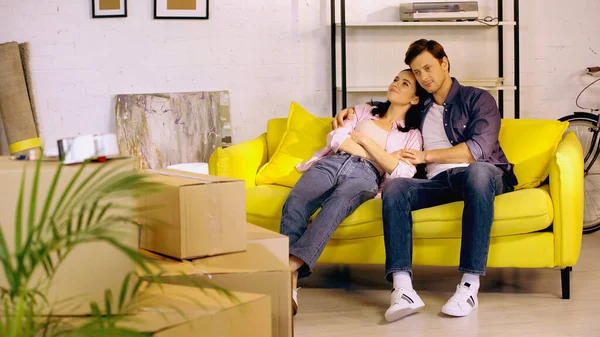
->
[405, 128, 423, 142]
[408, 128, 422, 136]
[353, 103, 376, 119]
[354, 103, 376, 114]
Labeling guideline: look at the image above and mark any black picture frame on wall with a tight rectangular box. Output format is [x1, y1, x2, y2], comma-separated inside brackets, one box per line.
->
[154, 0, 209, 19]
[92, 0, 127, 18]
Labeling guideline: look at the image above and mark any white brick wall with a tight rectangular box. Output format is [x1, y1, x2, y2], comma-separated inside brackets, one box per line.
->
[0, 0, 598, 155]
[0, 0, 331, 153]
[519, 0, 600, 119]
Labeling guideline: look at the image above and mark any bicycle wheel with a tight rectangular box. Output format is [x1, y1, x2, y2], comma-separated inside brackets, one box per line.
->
[560, 112, 600, 234]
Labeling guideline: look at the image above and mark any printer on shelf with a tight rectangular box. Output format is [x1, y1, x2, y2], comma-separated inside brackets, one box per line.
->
[400, 1, 479, 21]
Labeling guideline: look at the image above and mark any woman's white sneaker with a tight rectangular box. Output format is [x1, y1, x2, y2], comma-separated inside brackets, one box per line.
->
[441, 282, 479, 317]
[384, 288, 425, 322]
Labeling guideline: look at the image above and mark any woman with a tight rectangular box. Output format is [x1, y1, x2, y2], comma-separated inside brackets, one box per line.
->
[280, 69, 424, 315]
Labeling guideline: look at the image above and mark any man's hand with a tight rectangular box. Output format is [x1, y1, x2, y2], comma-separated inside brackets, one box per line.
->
[391, 149, 415, 166]
[395, 149, 427, 165]
[331, 107, 355, 130]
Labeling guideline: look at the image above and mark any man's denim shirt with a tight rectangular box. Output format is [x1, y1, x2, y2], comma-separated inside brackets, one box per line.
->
[419, 78, 518, 186]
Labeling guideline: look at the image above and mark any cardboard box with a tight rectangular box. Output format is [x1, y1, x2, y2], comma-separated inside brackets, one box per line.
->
[0, 157, 137, 315]
[62, 284, 272, 337]
[139, 169, 246, 260]
[140, 223, 292, 337]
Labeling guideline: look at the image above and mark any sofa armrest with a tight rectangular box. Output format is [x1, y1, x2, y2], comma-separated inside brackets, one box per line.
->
[549, 131, 584, 267]
[208, 133, 268, 187]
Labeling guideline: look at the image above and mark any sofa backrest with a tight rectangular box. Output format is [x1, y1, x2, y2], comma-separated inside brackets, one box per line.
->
[266, 117, 570, 189]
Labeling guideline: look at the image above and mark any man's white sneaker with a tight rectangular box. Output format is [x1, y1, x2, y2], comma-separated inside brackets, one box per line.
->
[441, 282, 479, 317]
[384, 288, 425, 322]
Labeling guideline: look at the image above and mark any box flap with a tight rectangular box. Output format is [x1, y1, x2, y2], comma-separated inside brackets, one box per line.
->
[140, 249, 196, 275]
[161, 168, 243, 183]
[246, 223, 286, 241]
[145, 169, 243, 187]
[190, 241, 288, 275]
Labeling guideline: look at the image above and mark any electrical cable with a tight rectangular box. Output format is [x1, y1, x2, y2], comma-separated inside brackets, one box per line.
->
[476, 16, 499, 26]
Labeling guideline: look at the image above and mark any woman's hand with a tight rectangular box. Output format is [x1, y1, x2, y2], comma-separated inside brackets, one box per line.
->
[349, 131, 371, 146]
[331, 107, 356, 130]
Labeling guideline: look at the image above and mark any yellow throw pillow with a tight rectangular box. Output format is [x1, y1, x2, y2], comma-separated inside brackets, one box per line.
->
[255, 102, 331, 187]
[499, 119, 569, 190]
[208, 133, 268, 188]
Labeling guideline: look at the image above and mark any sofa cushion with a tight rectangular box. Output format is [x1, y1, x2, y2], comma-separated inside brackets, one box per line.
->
[246, 184, 292, 232]
[256, 102, 331, 188]
[246, 185, 553, 239]
[266, 117, 333, 161]
[266, 118, 288, 161]
[208, 133, 268, 188]
[499, 119, 568, 190]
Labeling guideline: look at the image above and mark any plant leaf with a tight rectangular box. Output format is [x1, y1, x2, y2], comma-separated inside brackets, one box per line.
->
[85, 199, 100, 229]
[89, 302, 102, 321]
[94, 202, 112, 225]
[1, 296, 10, 337]
[104, 288, 113, 319]
[38, 159, 63, 235]
[118, 273, 132, 313]
[0, 224, 15, 292]
[45, 161, 90, 236]
[28, 154, 43, 235]
[96, 236, 155, 277]
[53, 160, 128, 224]
[15, 162, 26, 253]
[76, 203, 86, 231]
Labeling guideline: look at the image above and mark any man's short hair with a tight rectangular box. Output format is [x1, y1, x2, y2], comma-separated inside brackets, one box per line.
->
[404, 39, 450, 72]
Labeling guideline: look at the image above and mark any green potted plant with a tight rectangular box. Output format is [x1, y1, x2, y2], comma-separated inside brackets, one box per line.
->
[0, 157, 232, 337]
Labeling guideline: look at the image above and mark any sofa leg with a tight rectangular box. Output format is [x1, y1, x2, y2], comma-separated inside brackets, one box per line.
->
[561, 267, 572, 299]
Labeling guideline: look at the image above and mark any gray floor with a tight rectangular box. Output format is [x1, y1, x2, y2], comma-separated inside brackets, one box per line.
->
[294, 231, 600, 337]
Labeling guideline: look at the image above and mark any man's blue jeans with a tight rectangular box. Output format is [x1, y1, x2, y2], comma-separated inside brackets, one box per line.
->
[382, 162, 515, 281]
[280, 152, 381, 279]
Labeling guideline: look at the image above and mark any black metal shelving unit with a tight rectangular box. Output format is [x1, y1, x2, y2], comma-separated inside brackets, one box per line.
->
[330, 0, 520, 119]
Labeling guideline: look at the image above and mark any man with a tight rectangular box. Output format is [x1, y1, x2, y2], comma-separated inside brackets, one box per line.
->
[333, 39, 518, 321]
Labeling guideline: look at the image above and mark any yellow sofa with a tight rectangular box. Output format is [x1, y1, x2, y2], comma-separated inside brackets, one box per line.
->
[209, 116, 584, 299]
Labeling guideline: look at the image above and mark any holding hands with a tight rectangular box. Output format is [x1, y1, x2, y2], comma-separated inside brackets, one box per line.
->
[392, 149, 426, 165]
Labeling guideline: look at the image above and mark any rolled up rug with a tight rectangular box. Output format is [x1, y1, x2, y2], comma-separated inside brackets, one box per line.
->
[0, 41, 41, 155]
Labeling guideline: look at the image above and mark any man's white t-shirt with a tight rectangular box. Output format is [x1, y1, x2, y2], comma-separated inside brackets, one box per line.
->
[422, 103, 469, 179]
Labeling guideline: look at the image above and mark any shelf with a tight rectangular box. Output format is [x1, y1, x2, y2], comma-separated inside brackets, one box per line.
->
[337, 82, 517, 92]
[336, 21, 516, 27]
[330, 0, 521, 118]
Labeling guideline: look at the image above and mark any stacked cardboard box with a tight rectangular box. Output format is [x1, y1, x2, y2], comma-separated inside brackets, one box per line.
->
[63, 283, 272, 337]
[139, 223, 293, 337]
[135, 168, 292, 336]
[138, 169, 247, 259]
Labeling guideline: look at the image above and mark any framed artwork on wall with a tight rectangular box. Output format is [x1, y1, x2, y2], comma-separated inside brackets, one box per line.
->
[154, 0, 209, 19]
[92, 0, 127, 18]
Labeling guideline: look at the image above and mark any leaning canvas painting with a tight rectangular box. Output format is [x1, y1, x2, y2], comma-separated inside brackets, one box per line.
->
[115, 91, 231, 169]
